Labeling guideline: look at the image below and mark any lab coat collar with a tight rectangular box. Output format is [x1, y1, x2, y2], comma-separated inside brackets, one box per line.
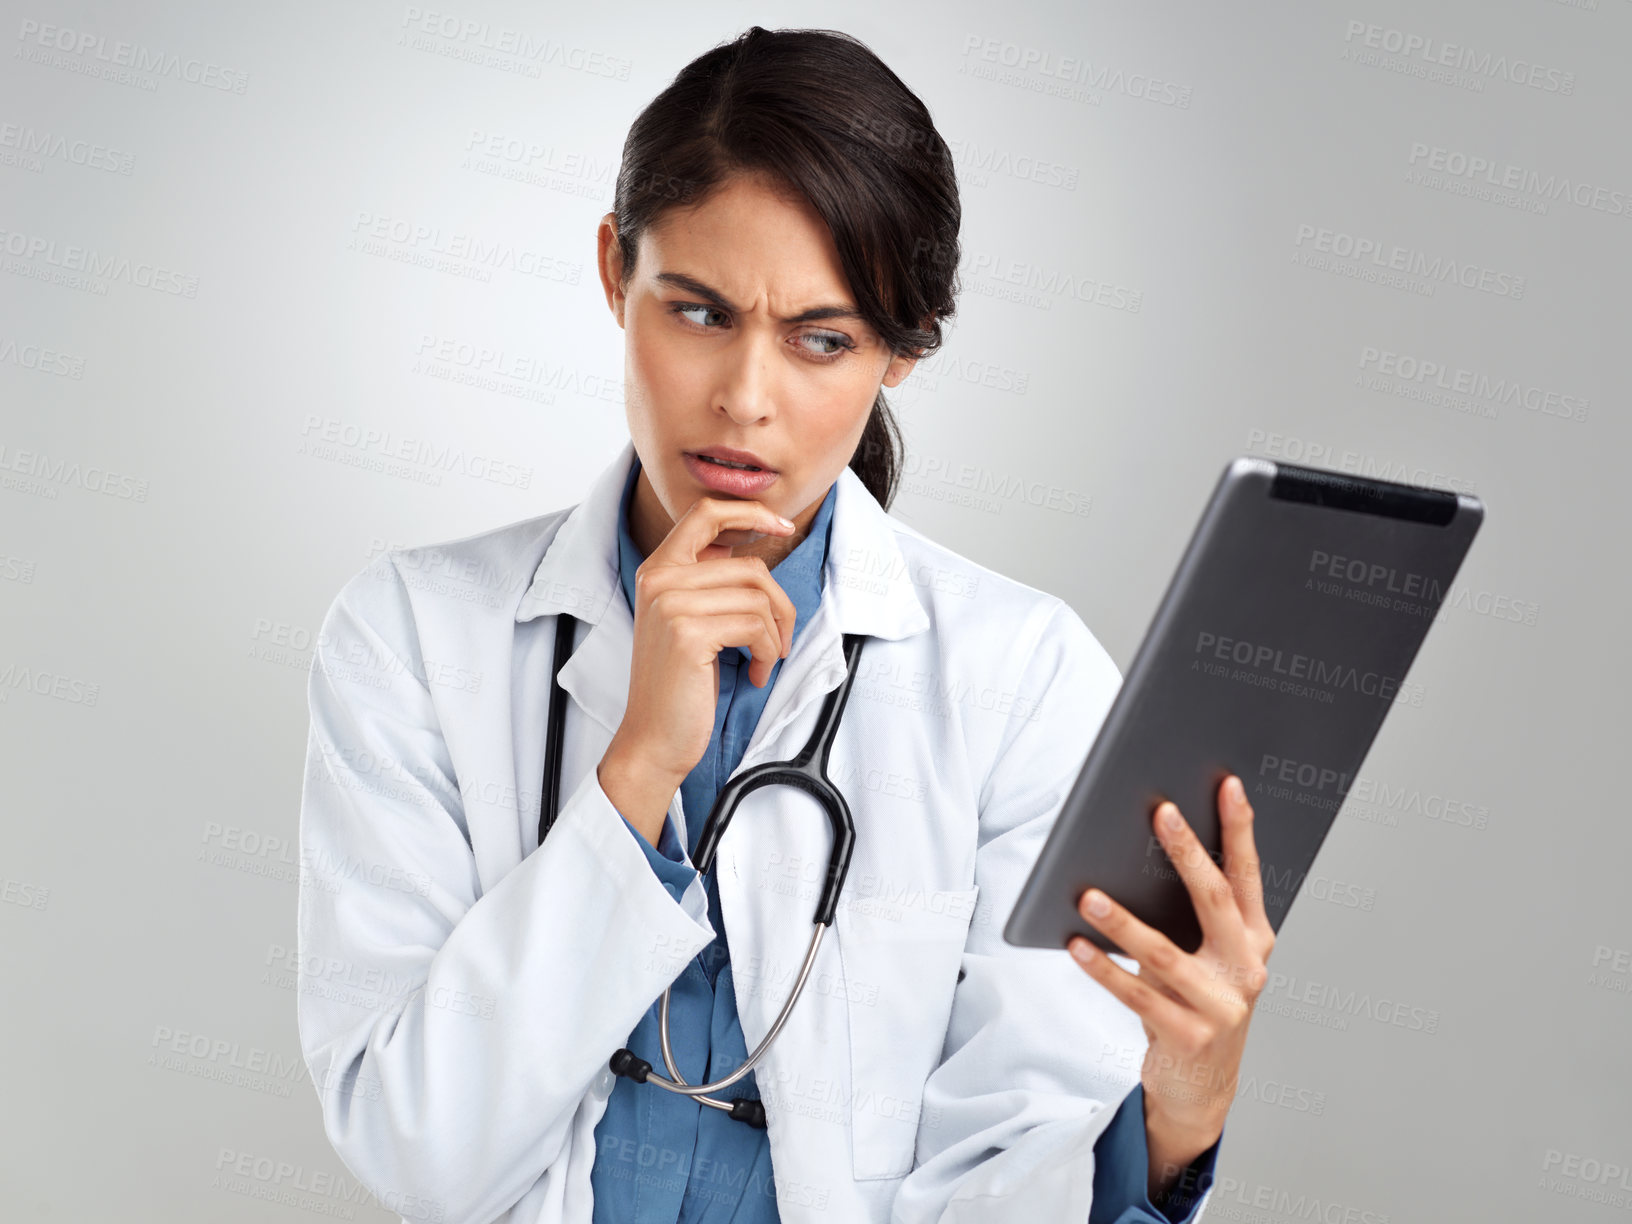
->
[514, 438, 929, 764]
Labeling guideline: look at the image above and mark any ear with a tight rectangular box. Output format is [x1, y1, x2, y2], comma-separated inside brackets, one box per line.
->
[881, 351, 919, 388]
[596, 213, 626, 327]
[880, 316, 936, 387]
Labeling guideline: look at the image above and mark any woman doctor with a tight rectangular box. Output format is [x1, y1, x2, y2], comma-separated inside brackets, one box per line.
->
[297, 25, 1276, 1224]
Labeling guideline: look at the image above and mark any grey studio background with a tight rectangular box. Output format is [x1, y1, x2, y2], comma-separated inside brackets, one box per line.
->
[1, 0, 1627, 1219]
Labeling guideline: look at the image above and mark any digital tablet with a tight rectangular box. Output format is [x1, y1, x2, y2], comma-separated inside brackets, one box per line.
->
[1003, 457, 1484, 954]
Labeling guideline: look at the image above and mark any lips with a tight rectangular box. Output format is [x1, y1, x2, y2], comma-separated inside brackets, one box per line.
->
[682, 452, 780, 496]
[689, 446, 774, 472]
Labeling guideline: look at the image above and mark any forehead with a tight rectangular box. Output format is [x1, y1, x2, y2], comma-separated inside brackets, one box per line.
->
[637, 173, 854, 307]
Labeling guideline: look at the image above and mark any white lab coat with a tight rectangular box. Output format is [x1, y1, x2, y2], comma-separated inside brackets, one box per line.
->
[297, 438, 1208, 1224]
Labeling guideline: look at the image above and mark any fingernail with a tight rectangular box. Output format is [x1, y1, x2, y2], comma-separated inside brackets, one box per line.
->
[1160, 804, 1183, 833]
[777, 515, 795, 530]
[1070, 938, 1098, 962]
[1228, 776, 1245, 804]
[1085, 889, 1110, 917]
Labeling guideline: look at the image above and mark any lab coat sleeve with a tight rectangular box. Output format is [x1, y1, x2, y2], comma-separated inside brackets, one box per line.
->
[890, 598, 1219, 1224]
[296, 555, 718, 1224]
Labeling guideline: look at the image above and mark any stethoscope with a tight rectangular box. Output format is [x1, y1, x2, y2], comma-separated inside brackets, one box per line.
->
[539, 612, 868, 1129]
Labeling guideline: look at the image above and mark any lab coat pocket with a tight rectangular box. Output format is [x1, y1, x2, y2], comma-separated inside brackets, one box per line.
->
[835, 886, 980, 1181]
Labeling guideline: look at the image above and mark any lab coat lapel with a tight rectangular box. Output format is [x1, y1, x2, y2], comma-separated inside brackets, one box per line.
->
[735, 462, 930, 771]
[514, 440, 638, 741]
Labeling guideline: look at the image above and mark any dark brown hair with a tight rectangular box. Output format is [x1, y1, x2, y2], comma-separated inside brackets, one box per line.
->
[611, 26, 962, 510]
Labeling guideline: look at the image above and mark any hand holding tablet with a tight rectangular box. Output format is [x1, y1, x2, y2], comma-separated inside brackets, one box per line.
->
[1067, 770, 1277, 1170]
[1001, 456, 1483, 1186]
[1004, 457, 1485, 956]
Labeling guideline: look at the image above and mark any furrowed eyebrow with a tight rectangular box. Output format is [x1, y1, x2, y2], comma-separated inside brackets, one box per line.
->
[654, 271, 865, 325]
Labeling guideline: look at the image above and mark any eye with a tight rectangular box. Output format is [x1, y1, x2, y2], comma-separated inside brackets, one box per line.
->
[797, 331, 857, 360]
[672, 303, 729, 329]
[669, 302, 858, 363]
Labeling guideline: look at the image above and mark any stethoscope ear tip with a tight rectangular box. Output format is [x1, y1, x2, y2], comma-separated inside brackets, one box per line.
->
[608, 1045, 769, 1128]
[609, 1047, 651, 1083]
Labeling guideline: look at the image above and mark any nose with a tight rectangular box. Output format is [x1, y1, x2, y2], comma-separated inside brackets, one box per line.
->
[712, 328, 779, 426]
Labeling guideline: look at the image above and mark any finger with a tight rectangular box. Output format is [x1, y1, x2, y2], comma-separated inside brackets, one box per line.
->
[643, 501, 799, 654]
[1218, 775, 1274, 946]
[657, 496, 795, 567]
[648, 589, 787, 677]
[683, 612, 781, 688]
[638, 556, 797, 656]
[1067, 935, 1209, 1049]
[673, 610, 785, 685]
[714, 612, 785, 687]
[1077, 886, 1244, 1025]
[1151, 799, 1252, 965]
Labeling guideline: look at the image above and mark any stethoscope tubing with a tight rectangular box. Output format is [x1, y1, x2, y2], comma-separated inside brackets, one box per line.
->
[653, 923, 826, 1103]
[539, 612, 867, 1124]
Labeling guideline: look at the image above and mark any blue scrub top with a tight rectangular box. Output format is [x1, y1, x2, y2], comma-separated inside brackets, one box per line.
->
[589, 456, 835, 1221]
